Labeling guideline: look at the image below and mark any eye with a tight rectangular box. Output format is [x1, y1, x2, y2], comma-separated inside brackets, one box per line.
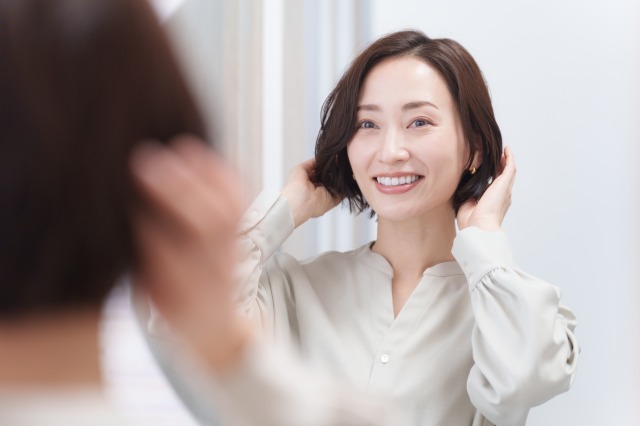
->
[357, 120, 376, 129]
[409, 118, 431, 128]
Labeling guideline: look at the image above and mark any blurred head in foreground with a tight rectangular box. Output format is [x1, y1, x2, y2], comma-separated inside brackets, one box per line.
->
[0, 0, 204, 319]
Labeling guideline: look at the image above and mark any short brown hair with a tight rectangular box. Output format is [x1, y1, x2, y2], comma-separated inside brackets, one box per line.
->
[0, 0, 205, 317]
[313, 30, 502, 215]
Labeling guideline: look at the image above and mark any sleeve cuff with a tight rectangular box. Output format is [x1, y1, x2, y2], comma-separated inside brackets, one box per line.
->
[237, 190, 295, 262]
[451, 227, 517, 289]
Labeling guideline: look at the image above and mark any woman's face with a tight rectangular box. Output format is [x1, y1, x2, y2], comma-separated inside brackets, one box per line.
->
[347, 56, 472, 223]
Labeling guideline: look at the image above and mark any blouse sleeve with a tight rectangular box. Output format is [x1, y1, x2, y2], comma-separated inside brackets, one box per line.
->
[452, 227, 579, 426]
[234, 190, 298, 334]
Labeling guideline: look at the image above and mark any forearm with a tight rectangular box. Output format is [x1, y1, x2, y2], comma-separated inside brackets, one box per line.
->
[453, 228, 579, 424]
[235, 191, 296, 327]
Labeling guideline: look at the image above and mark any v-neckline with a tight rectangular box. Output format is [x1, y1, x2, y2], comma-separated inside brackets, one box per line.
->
[355, 241, 463, 328]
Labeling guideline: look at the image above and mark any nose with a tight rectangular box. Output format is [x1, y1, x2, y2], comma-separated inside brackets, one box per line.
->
[379, 127, 409, 163]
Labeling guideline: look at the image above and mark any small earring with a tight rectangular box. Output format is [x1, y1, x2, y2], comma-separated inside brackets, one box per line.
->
[469, 166, 477, 175]
[352, 174, 356, 180]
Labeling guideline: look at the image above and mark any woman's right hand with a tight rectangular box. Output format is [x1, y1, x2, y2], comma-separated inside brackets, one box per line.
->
[281, 159, 341, 228]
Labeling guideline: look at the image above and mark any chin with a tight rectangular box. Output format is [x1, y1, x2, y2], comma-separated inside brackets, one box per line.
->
[372, 198, 455, 223]
[372, 205, 425, 223]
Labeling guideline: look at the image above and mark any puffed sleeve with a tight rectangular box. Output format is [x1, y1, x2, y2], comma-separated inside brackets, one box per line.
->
[452, 227, 579, 426]
[234, 190, 298, 333]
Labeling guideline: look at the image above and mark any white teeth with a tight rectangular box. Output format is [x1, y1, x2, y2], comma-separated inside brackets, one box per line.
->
[376, 175, 419, 186]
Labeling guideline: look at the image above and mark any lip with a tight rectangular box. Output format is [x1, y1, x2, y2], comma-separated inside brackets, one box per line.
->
[373, 174, 423, 194]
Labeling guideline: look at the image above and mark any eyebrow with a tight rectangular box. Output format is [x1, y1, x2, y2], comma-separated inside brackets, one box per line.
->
[357, 104, 381, 112]
[356, 101, 439, 112]
[402, 101, 439, 111]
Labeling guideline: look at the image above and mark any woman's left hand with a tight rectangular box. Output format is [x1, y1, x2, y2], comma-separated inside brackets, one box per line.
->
[457, 146, 516, 231]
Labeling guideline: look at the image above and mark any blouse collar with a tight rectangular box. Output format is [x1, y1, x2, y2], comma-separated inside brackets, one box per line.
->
[352, 241, 463, 278]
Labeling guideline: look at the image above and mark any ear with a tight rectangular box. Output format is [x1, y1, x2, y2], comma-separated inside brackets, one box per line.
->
[471, 135, 483, 169]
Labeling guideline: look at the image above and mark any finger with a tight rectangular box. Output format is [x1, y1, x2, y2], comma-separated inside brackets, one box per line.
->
[132, 204, 235, 316]
[287, 159, 311, 179]
[300, 158, 317, 179]
[130, 142, 239, 239]
[503, 146, 516, 172]
[500, 146, 516, 190]
[131, 206, 180, 308]
[170, 135, 246, 218]
[300, 158, 315, 169]
[490, 148, 515, 185]
[456, 199, 477, 229]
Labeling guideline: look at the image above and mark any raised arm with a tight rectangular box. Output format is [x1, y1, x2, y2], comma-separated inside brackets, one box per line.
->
[455, 148, 579, 424]
[281, 159, 341, 228]
[235, 158, 340, 329]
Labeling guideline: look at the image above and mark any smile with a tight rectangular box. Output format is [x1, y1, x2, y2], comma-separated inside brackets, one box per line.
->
[375, 175, 421, 187]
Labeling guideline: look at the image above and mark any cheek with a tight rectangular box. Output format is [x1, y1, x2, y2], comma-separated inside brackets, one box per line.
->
[346, 141, 365, 174]
[430, 133, 469, 170]
[347, 142, 374, 195]
[419, 142, 466, 186]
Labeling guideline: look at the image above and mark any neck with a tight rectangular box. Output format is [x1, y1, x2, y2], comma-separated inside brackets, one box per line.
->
[0, 308, 103, 388]
[373, 205, 457, 280]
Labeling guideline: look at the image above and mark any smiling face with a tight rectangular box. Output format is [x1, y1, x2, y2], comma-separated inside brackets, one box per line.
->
[347, 56, 475, 223]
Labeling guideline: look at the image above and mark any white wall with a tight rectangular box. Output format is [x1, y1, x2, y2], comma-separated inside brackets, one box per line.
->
[369, 0, 640, 424]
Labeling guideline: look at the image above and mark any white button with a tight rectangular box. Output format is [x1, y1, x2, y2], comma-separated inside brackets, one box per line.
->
[380, 354, 390, 364]
[250, 210, 258, 217]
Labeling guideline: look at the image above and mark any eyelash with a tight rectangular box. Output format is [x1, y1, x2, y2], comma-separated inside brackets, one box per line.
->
[409, 118, 433, 128]
[355, 118, 433, 129]
[356, 120, 376, 129]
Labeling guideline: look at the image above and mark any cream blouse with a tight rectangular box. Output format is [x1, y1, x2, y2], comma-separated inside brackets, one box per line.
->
[235, 191, 579, 426]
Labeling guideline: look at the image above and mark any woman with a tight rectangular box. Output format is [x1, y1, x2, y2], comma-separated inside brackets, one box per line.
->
[237, 30, 579, 425]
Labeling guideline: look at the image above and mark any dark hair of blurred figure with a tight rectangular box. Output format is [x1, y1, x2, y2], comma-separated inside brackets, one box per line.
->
[0, 0, 205, 318]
